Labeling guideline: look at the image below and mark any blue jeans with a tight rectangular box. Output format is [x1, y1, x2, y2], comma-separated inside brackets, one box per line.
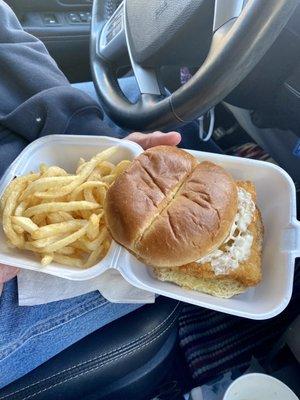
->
[0, 78, 221, 388]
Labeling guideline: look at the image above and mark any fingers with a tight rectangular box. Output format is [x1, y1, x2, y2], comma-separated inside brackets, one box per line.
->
[125, 131, 181, 150]
[146, 131, 182, 148]
[0, 265, 19, 284]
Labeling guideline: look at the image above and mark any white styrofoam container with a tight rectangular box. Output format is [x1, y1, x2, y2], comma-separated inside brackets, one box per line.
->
[0, 135, 299, 320]
[0, 135, 143, 280]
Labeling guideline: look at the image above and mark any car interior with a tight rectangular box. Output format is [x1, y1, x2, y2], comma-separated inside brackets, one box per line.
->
[0, 0, 299, 399]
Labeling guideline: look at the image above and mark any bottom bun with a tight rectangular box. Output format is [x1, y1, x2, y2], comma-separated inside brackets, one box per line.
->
[153, 269, 247, 298]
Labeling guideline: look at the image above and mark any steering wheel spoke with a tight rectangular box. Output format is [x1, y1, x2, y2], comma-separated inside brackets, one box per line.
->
[126, 57, 162, 96]
[209, 1, 251, 66]
[98, 3, 127, 62]
[213, 0, 245, 32]
[99, 1, 162, 96]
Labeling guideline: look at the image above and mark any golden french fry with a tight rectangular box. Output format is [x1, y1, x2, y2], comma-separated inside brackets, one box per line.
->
[12, 216, 39, 234]
[43, 225, 88, 253]
[46, 214, 61, 224]
[87, 214, 100, 241]
[84, 244, 104, 268]
[24, 242, 49, 253]
[101, 174, 116, 185]
[113, 160, 131, 176]
[41, 254, 53, 266]
[52, 254, 83, 268]
[13, 225, 24, 234]
[31, 220, 86, 240]
[80, 227, 109, 251]
[83, 188, 96, 203]
[26, 196, 40, 208]
[42, 166, 68, 177]
[0, 174, 39, 214]
[58, 211, 75, 221]
[87, 170, 102, 182]
[20, 176, 76, 200]
[76, 236, 95, 251]
[39, 164, 48, 174]
[24, 201, 98, 217]
[85, 189, 98, 204]
[76, 158, 86, 174]
[94, 186, 107, 205]
[97, 161, 115, 176]
[70, 181, 108, 201]
[14, 201, 28, 217]
[2, 182, 27, 248]
[47, 212, 75, 224]
[103, 237, 112, 253]
[30, 235, 64, 249]
[33, 147, 118, 199]
[56, 246, 75, 256]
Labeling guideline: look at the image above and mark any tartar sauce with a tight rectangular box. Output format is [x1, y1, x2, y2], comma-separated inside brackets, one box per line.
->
[197, 188, 255, 275]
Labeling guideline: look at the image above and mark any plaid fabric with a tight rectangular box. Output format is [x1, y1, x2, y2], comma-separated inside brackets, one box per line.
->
[226, 143, 274, 163]
[178, 143, 300, 385]
[179, 263, 299, 385]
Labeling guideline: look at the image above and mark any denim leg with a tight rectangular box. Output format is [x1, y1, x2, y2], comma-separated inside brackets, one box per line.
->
[0, 279, 142, 388]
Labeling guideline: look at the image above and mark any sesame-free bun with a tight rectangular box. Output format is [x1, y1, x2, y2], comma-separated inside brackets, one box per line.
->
[104, 146, 238, 267]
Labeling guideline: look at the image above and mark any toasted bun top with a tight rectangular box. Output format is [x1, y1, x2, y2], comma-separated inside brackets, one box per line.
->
[105, 146, 238, 267]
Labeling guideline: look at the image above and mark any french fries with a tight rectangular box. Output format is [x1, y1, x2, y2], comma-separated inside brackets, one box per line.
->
[0, 147, 131, 269]
[23, 201, 99, 217]
[12, 216, 39, 234]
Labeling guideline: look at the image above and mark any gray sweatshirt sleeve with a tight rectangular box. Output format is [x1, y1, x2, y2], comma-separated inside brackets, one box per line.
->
[0, 0, 117, 143]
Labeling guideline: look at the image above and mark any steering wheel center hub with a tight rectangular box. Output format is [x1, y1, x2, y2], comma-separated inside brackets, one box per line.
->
[125, 0, 207, 65]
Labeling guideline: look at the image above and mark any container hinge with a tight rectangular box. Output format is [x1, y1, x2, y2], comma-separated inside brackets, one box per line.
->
[110, 244, 123, 270]
[295, 221, 300, 258]
[283, 222, 300, 258]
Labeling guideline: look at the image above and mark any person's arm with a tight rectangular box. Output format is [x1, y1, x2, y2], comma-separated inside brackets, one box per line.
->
[0, 1, 182, 290]
[0, 0, 117, 140]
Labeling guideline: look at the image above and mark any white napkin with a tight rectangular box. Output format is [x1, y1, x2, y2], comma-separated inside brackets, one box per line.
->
[17, 269, 155, 306]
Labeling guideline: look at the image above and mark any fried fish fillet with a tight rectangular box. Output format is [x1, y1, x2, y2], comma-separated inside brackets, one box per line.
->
[153, 181, 264, 298]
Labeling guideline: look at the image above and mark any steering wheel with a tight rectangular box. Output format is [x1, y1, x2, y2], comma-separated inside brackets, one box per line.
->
[90, 0, 298, 131]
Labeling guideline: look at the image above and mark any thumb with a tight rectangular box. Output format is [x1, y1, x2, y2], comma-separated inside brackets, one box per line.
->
[125, 131, 181, 150]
